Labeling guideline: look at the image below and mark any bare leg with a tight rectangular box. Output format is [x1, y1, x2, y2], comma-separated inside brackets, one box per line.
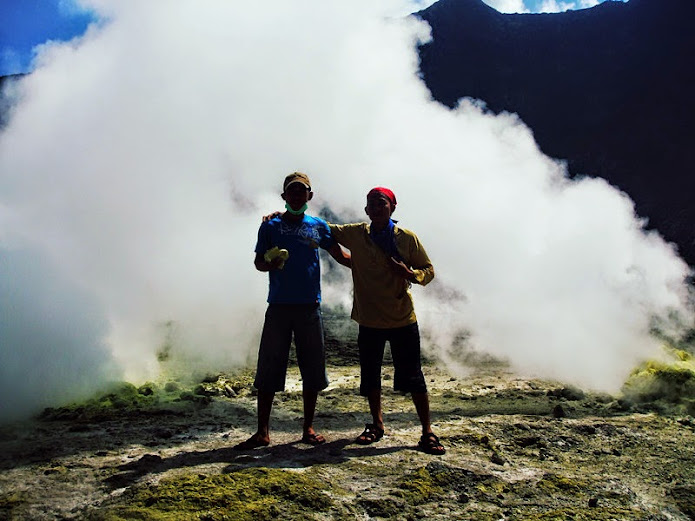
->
[412, 391, 433, 435]
[368, 388, 385, 431]
[355, 388, 385, 444]
[301, 389, 325, 444]
[413, 391, 445, 454]
[256, 391, 274, 439]
[234, 391, 273, 449]
[302, 389, 318, 436]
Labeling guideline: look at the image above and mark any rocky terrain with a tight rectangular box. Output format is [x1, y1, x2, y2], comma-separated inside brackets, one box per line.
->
[1, 323, 694, 520]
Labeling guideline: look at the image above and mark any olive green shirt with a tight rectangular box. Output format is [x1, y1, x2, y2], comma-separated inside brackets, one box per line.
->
[329, 222, 434, 328]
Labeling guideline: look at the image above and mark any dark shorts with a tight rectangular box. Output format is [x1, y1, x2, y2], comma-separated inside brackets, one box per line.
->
[358, 322, 427, 396]
[254, 303, 329, 393]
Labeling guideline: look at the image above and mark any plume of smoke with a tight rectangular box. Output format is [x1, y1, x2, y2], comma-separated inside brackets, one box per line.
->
[0, 0, 691, 422]
[0, 248, 120, 421]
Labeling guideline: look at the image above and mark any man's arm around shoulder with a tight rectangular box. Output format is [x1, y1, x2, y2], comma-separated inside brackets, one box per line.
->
[327, 242, 351, 268]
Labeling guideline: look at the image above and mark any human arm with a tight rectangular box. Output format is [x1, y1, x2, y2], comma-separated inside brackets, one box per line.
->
[391, 229, 435, 285]
[254, 252, 285, 272]
[327, 222, 356, 249]
[390, 258, 417, 281]
[254, 221, 286, 271]
[389, 257, 433, 284]
[327, 242, 351, 268]
[262, 211, 282, 222]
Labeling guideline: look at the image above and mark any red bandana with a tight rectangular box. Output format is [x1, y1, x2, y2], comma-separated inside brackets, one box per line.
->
[367, 187, 397, 206]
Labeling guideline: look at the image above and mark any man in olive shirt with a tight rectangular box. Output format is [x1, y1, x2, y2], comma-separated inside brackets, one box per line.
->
[330, 187, 445, 455]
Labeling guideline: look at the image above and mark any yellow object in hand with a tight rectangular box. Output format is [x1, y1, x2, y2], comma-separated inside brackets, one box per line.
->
[264, 246, 289, 268]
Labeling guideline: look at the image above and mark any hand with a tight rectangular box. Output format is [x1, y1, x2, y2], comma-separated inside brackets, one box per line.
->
[389, 257, 414, 281]
[266, 256, 285, 270]
[254, 248, 288, 272]
[262, 211, 282, 222]
[264, 247, 289, 269]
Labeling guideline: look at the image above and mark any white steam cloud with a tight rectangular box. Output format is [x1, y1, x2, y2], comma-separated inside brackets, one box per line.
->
[0, 0, 691, 422]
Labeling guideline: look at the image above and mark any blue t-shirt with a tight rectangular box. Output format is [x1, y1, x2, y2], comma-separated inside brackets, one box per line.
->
[255, 214, 334, 304]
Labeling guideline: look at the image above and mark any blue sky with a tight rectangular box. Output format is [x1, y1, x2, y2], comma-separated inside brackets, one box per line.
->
[0, 0, 627, 77]
[1, 0, 96, 76]
[483, 0, 627, 14]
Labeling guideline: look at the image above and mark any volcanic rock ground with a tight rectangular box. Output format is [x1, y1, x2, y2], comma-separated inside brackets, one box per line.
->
[1, 332, 694, 520]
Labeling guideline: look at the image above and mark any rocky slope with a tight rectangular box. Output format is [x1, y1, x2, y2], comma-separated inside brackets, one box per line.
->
[1, 338, 694, 520]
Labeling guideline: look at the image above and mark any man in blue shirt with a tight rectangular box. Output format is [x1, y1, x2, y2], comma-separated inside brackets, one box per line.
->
[235, 172, 350, 449]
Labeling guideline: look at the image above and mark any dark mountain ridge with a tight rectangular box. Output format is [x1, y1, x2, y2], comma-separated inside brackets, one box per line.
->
[0, 74, 23, 129]
[417, 0, 695, 267]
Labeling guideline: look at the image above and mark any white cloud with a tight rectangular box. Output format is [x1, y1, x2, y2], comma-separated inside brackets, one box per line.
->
[539, 0, 567, 12]
[538, 0, 602, 13]
[0, 0, 690, 420]
[396, 0, 616, 17]
[483, 0, 612, 13]
[483, 0, 530, 13]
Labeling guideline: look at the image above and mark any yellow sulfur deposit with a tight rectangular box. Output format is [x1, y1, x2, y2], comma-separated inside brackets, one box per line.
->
[264, 246, 289, 268]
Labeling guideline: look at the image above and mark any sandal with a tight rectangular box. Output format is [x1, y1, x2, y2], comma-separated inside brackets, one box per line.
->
[301, 432, 326, 446]
[418, 432, 446, 455]
[355, 424, 384, 445]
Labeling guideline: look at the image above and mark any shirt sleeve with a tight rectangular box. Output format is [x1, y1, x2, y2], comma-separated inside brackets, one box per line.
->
[404, 231, 435, 286]
[328, 222, 360, 248]
[317, 219, 336, 250]
[255, 222, 271, 255]
[328, 223, 342, 242]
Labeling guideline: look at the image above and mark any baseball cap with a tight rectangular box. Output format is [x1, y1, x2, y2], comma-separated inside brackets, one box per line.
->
[283, 172, 311, 191]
